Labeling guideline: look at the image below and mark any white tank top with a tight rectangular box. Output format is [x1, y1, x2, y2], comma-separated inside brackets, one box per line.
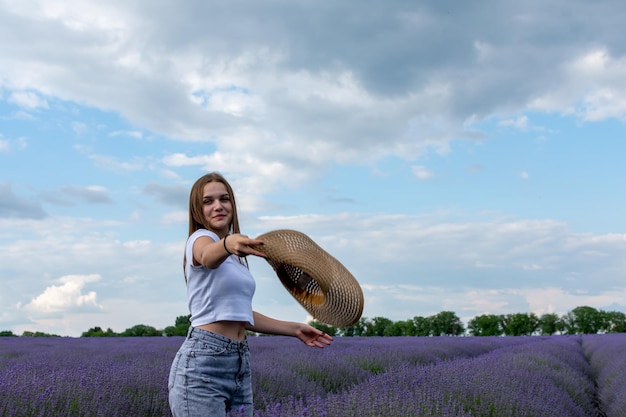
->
[185, 229, 256, 327]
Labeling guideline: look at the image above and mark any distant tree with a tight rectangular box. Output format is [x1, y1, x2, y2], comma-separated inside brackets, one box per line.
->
[391, 319, 417, 336]
[175, 315, 192, 327]
[560, 312, 577, 334]
[429, 311, 465, 336]
[468, 314, 502, 336]
[538, 313, 561, 335]
[81, 326, 117, 337]
[163, 326, 180, 337]
[21, 331, 61, 337]
[0, 330, 15, 337]
[120, 324, 162, 337]
[606, 311, 626, 333]
[357, 317, 373, 336]
[383, 320, 404, 336]
[501, 313, 539, 336]
[570, 306, 603, 334]
[596, 310, 612, 333]
[368, 317, 393, 336]
[308, 321, 338, 336]
[164, 315, 192, 337]
[412, 316, 431, 337]
[340, 317, 369, 336]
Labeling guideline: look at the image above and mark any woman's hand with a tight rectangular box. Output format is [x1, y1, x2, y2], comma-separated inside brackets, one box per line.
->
[224, 234, 266, 258]
[195, 233, 266, 269]
[247, 312, 333, 348]
[295, 324, 333, 348]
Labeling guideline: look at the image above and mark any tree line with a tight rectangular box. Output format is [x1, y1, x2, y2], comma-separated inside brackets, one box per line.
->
[312, 306, 626, 337]
[1, 305, 624, 338]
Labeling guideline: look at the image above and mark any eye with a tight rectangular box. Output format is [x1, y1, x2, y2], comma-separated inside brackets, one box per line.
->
[203, 198, 213, 205]
[220, 195, 231, 202]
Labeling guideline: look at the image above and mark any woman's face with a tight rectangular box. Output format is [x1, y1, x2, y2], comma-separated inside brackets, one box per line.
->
[201, 181, 233, 235]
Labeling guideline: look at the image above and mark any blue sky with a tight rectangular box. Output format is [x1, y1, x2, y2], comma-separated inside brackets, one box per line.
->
[1, 1, 626, 337]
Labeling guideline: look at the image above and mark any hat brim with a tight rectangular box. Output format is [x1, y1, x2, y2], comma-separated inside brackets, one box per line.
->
[253, 229, 364, 327]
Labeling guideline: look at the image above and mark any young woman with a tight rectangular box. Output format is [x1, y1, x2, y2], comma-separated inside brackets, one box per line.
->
[168, 172, 332, 417]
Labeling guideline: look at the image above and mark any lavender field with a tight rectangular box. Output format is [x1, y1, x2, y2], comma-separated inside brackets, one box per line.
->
[1, 334, 624, 417]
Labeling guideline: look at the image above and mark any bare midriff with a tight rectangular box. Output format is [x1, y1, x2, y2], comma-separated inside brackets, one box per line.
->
[196, 321, 247, 341]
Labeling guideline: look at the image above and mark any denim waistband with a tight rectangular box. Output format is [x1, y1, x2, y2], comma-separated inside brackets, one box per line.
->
[188, 326, 249, 351]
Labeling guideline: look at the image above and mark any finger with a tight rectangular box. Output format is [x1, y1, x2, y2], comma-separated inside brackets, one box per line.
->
[244, 238, 263, 246]
[317, 332, 332, 342]
[245, 248, 267, 258]
[318, 338, 330, 347]
[309, 340, 325, 348]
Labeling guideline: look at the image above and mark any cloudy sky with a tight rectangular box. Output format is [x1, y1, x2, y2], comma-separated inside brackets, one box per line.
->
[1, 1, 626, 337]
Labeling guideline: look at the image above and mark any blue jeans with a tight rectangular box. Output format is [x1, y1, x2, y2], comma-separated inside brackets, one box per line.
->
[168, 327, 253, 417]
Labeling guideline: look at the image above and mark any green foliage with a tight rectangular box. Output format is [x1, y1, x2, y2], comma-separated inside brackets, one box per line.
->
[413, 316, 431, 336]
[468, 314, 503, 336]
[339, 317, 369, 336]
[368, 317, 394, 336]
[501, 313, 539, 336]
[308, 320, 338, 336]
[81, 326, 118, 337]
[571, 306, 602, 334]
[12, 305, 626, 338]
[164, 315, 191, 336]
[429, 311, 465, 336]
[538, 313, 562, 335]
[558, 308, 616, 335]
[309, 309, 621, 338]
[175, 314, 191, 327]
[606, 311, 626, 332]
[21, 331, 61, 337]
[119, 324, 162, 337]
[387, 319, 414, 336]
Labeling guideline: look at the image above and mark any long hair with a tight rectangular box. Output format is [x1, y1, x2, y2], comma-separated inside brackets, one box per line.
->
[184, 172, 246, 280]
[188, 172, 241, 237]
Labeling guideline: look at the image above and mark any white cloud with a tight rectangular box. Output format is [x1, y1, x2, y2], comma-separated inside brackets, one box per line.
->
[0, 136, 28, 153]
[7, 111, 36, 120]
[87, 154, 146, 171]
[161, 210, 186, 224]
[8, 91, 49, 109]
[520, 287, 626, 317]
[1, 208, 625, 335]
[162, 153, 216, 168]
[530, 48, 626, 121]
[412, 165, 434, 180]
[24, 274, 103, 314]
[499, 115, 529, 130]
[72, 121, 89, 135]
[110, 130, 143, 139]
[2, 1, 625, 197]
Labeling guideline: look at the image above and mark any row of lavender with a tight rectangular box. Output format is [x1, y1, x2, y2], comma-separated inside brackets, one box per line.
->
[0, 337, 178, 417]
[244, 335, 625, 416]
[1, 334, 624, 416]
[583, 334, 626, 417]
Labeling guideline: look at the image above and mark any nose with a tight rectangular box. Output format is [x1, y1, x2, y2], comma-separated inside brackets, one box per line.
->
[213, 199, 226, 211]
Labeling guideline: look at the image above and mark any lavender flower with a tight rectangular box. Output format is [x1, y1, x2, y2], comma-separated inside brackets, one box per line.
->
[1, 334, 624, 416]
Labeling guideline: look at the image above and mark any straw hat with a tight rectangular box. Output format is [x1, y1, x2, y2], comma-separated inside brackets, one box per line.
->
[253, 229, 364, 327]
